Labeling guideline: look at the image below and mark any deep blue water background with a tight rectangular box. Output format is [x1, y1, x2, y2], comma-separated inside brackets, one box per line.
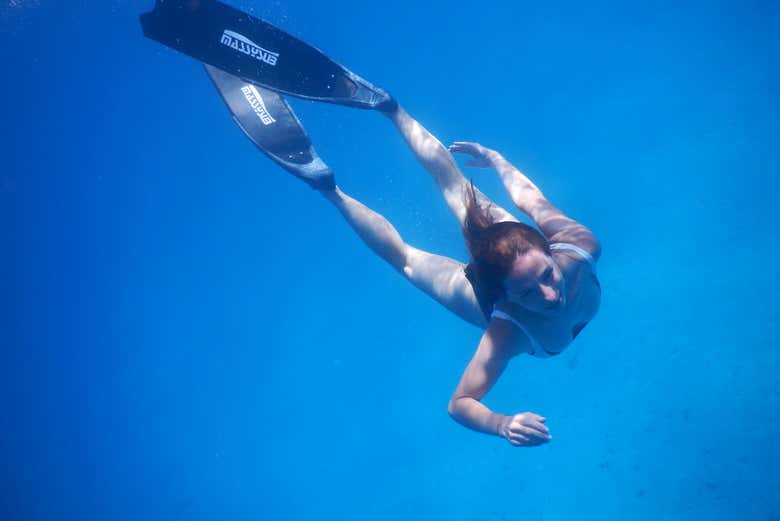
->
[3, 1, 779, 520]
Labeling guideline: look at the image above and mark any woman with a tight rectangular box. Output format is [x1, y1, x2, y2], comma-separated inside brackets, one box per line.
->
[141, 0, 601, 447]
[317, 105, 602, 447]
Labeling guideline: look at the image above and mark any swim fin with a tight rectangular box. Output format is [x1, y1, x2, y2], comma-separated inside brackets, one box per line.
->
[141, 0, 396, 111]
[204, 64, 335, 190]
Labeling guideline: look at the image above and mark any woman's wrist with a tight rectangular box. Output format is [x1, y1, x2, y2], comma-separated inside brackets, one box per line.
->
[494, 414, 511, 438]
[484, 149, 503, 166]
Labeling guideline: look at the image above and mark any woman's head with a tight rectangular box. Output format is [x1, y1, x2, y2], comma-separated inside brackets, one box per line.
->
[462, 183, 564, 313]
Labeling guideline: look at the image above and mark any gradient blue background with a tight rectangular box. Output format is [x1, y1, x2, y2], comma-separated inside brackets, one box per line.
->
[3, 1, 779, 520]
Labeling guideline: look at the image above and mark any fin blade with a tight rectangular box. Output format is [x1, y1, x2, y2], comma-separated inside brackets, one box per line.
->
[204, 64, 334, 190]
[141, 0, 391, 109]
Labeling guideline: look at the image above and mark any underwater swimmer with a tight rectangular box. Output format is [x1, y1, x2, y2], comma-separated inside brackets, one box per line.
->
[141, 0, 601, 448]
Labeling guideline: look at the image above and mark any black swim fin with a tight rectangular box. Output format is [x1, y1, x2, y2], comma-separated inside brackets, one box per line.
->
[204, 64, 335, 190]
[141, 0, 396, 111]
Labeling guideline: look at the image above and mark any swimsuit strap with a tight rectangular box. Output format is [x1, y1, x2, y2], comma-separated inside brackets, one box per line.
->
[490, 309, 554, 358]
[550, 242, 597, 274]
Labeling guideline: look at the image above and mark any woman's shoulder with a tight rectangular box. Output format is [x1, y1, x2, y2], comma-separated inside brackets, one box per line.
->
[484, 310, 536, 358]
[549, 226, 602, 263]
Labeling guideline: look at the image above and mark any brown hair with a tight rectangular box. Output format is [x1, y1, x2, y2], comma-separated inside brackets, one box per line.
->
[462, 182, 549, 312]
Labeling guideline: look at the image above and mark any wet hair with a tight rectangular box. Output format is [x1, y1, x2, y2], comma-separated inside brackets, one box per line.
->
[462, 182, 550, 307]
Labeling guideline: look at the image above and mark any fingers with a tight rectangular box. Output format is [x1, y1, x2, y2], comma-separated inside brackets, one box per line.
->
[516, 412, 547, 427]
[506, 422, 550, 443]
[507, 431, 531, 445]
[507, 413, 551, 443]
[507, 435, 528, 446]
[528, 421, 550, 436]
[516, 425, 551, 442]
[507, 432, 548, 447]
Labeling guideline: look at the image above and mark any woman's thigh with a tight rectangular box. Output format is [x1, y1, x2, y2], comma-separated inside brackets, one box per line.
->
[402, 246, 488, 329]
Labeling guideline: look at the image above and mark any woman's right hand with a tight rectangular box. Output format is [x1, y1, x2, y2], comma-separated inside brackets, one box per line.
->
[499, 412, 552, 447]
[448, 141, 497, 168]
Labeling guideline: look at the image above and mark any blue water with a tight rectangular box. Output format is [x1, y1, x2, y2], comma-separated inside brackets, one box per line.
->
[4, 1, 779, 520]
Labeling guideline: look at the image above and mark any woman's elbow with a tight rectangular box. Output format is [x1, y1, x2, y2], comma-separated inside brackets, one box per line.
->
[447, 395, 470, 419]
[447, 397, 459, 418]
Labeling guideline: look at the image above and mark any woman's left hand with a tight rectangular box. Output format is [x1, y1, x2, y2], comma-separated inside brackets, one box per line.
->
[448, 141, 495, 168]
[499, 412, 551, 447]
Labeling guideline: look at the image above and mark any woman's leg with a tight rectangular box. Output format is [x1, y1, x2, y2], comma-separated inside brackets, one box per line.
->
[383, 106, 518, 226]
[321, 187, 488, 328]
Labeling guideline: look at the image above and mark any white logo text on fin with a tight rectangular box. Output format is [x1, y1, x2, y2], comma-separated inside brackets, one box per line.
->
[241, 85, 276, 125]
[220, 30, 279, 66]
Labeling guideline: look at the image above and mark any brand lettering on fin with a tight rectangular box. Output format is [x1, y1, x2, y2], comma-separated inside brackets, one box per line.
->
[220, 30, 279, 66]
[240, 85, 277, 125]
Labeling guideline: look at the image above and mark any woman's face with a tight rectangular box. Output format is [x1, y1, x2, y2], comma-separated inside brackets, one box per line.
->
[504, 249, 565, 314]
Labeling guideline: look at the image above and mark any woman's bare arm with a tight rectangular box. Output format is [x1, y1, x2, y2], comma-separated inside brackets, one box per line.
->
[447, 319, 551, 448]
[447, 319, 519, 435]
[382, 108, 518, 226]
